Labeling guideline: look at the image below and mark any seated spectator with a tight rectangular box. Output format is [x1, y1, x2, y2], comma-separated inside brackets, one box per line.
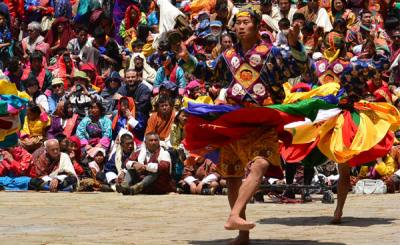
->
[170, 109, 188, 149]
[51, 53, 79, 88]
[44, 17, 75, 56]
[346, 10, 385, 49]
[21, 51, 53, 93]
[47, 101, 78, 139]
[181, 157, 220, 195]
[117, 69, 152, 140]
[119, 4, 143, 42]
[145, 96, 175, 142]
[184, 80, 208, 103]
[105, 133, 135, 188]
[101, 71, 123, 116]
[87, 147, 107, 179]
[129, 52, 156, 84]
[111, 96, 137, 140]
[47, 78, 66, 115]
[0, 146, 36, 191]
[211, 32, 233, 59]
[154, 51, 186, 96]
[80, 63, 104, 91]
[4, 57, 23, 91]
[274, 18, 290, 47]
[64, 70, 102, 119]
[56, 134, 69, 153]
[151, 81, 179, 111]
[20, 101, 51, 153]
[32, 139, 78, 192]
[78, 147, 111, 192]
[117, 132, 175, 195]
[76, 101, 112, 152]
[67, 26, 94, 64]
[300, 21, 321, 55]
[67, 136, 85, 177]
[270, 0, 297, 25]
[21, 77, 49, 113]
[91, 26, 122, 72]
[21, 22, 47, 60]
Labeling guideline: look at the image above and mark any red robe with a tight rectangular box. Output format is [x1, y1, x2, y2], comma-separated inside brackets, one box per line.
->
[0, 147, 36, 177]
[128, 148, 175, 194]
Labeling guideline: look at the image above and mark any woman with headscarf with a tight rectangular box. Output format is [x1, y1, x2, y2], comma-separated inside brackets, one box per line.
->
[100, 71, 123, 116]
[119, 4, 147, 41]
[80, 63, 104, 91]
[50, 52, 79, 89]
[44, 17, 75, 56]
[129, 52, 156, 83]
[111, 96, 136, 140]
[68, 135, 85, 177]
[113, 0, 138, 44]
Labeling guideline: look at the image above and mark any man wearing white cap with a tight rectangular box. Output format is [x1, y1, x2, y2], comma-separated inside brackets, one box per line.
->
[48, 78, 66, 114]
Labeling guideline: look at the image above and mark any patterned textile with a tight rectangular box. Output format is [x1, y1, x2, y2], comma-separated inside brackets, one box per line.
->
[219, 128, 280, 177]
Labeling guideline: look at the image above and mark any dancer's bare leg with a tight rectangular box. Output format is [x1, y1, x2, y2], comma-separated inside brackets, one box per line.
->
[225, 158, 269, 231]
[226, 178, 249, 245]
[331, 163, 351, 224]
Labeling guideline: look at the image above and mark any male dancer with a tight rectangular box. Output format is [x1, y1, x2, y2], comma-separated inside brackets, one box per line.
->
[210, 7, 307, 244]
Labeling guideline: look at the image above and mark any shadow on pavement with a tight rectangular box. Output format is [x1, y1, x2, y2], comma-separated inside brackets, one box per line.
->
[188, 239, 346, 245]
[257, 216, 396, 227]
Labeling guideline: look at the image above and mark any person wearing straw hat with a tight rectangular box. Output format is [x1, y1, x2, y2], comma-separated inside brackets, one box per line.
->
[65, 70, 102, 119]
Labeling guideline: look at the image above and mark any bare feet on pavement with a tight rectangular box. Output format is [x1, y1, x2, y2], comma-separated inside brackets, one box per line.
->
[225, 215, 256, 231]
[330, 210, 342, 224]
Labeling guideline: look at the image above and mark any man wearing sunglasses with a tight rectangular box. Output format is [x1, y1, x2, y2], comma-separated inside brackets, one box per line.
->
[48, 78, 66, 115]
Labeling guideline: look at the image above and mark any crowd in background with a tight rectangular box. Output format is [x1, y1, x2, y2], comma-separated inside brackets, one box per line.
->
[0, 0, 400, 198]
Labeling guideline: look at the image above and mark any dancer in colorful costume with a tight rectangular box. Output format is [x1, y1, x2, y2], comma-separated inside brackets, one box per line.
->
[281, 31, 400, 224]
[184, 6, 314, 244]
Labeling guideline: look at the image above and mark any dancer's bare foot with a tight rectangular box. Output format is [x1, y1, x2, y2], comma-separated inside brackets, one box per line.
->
[330, 209, 342, 224]
[226, 233, 250, 245]
[225, 215, 255, 231]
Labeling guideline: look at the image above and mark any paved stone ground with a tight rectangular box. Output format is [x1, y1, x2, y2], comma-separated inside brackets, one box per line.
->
[0, 192, 399, 245]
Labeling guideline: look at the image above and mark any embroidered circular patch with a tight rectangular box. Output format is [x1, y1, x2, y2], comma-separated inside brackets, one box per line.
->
[333, 63, 344, 74]
[231, 57, 240, 69]
[231, 83, 244, 96]
[249, 54, 262, 67]
[253, 83, 266, 96]
[318, 63, 326, 73]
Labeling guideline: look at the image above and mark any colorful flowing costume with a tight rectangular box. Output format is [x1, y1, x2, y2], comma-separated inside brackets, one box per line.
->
[184, 37, 311, 178]
[281, 32, 400, 167]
